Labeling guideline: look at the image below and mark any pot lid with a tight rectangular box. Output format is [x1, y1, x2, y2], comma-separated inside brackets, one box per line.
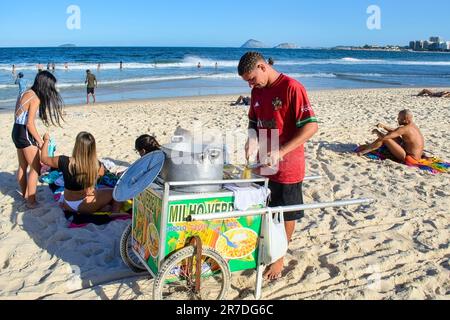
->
[113, 150, 165, 202]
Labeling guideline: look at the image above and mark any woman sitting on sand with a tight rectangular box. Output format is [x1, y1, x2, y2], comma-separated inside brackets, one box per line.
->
[134, 134, 161, 157]
[12, 71, 64, 208]
[41, 131, 123, 215]
[417, 89, 450, 98]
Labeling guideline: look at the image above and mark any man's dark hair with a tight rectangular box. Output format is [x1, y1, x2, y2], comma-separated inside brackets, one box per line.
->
[86, 69, 90, 73]
[238, 52, 265, 76]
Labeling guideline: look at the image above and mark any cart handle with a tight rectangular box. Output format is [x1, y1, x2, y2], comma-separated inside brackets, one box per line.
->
[187, 198, 375, 222]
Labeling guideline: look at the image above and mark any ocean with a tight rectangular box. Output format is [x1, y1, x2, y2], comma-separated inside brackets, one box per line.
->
[1, 47, 450, 109]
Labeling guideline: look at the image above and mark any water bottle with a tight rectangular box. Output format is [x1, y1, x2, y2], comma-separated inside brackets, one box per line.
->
[48, 138, 56, 157]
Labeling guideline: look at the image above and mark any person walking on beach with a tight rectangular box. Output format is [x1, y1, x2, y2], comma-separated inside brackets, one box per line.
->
[15, 72, 29, 95]
[238, 51, 318, 281]
[11, 71, 64, 208]
[85, 69, 97, 104]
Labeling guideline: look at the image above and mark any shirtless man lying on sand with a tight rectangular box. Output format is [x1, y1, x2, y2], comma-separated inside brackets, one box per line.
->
[357, 109, 425, 164]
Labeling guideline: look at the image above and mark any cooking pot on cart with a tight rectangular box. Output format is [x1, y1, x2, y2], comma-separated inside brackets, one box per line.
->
[160, 136, 225, 193]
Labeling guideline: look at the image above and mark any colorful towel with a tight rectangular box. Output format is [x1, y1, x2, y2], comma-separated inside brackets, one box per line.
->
[355, 146, 450, 174]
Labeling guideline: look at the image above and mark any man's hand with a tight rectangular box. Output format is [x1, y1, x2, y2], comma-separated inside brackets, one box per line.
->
[245, 138, 259, 162]
[264, 149, 284, 168]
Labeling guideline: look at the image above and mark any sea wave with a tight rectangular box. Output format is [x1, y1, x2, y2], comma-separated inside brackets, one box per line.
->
[2, 56, 450, 72]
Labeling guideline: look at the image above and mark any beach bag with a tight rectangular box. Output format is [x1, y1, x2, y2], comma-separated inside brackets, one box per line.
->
[262, 208, 288, 265]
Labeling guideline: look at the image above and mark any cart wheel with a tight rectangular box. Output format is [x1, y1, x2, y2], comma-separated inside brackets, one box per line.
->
[120, 223, 147, 273]
[153, 246, 231, 300]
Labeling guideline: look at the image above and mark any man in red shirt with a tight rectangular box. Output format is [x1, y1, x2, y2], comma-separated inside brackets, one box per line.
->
[238, 52, 318, 280]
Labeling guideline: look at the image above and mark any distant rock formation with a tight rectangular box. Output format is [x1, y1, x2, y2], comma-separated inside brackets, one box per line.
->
[241, 39, 269, 48]
[59, 44, 76, 48]
[274, 43, 299, 49]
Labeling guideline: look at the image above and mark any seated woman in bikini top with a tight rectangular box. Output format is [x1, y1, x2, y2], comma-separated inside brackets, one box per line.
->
[41, 131, 122, 214]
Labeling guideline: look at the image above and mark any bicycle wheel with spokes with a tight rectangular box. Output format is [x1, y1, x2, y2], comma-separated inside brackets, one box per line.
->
[153, 246, 231, 300]
[120, 223, 147, 273]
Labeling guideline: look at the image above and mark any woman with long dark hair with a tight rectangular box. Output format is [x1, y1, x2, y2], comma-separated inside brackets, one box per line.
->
[40, 132, 122, 215]
[11, 71, 64, 208]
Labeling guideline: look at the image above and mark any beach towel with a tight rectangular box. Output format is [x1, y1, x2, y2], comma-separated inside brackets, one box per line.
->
[355, 146, 450, 174]
[41, 169, 132, 228]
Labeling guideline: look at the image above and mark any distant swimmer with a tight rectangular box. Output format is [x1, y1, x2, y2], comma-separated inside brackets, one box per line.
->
[120, 61, 123, 70]
[64, 62, 69, 70]
[12, 64, 16, 75]
[197, 62, 201, 69]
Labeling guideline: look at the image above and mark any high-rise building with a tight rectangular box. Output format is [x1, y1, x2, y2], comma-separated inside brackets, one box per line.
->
[430, 36, 441, 43]
[423, 41, 430, 49]
[409, 41, 416, 50]
[415, 41, 424, 50]
[447, 42, 450, 50]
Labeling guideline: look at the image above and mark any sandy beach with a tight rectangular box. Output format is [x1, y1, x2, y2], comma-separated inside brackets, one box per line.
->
[0, 88, 449, 300]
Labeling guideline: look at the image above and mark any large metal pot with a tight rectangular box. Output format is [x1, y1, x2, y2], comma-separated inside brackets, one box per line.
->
[160, 140, 224, 193]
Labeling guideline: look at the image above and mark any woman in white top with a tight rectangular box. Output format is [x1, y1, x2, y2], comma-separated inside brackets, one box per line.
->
[11, 71, 64, 208]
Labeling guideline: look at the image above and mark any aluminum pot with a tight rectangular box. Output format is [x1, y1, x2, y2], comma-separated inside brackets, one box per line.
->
[160, 141, 224, 193]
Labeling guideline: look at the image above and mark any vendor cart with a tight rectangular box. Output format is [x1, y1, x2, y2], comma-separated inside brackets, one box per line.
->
[114, 151, 374, 300]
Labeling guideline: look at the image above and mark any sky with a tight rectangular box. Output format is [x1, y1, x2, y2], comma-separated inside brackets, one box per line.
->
[1, 0, 449, 47]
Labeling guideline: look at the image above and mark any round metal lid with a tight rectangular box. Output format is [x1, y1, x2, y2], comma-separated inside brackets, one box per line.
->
[113, 150, 165, 202]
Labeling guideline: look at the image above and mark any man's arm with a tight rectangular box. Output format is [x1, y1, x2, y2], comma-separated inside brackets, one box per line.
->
[280, 122, 318, 158]
[266, 122, 318, 166]
[377, 123, 395, 132]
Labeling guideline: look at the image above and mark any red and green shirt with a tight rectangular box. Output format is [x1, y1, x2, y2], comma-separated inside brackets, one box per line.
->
[249, 74, 317, 184]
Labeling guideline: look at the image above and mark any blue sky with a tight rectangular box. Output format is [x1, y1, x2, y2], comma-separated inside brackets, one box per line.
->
[1, 0, 449, 47]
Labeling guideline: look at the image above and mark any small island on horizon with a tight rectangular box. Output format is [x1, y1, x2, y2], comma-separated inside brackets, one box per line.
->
[58, 44, 77, 48]
[240, 39, 299, 49]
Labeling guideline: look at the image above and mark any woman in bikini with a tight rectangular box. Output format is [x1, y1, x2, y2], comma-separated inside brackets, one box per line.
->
[11, 71, 64, 208]
[41, 132, 123, 215]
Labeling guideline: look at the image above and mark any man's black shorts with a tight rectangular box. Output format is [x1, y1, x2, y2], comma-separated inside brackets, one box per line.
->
[87, 87, 95, 94]
[268, 181, 304, 221]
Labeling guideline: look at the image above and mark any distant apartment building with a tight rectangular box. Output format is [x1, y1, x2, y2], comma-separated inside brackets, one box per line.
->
[429, 36, 441, 43]
[415, 40, 424, 50]
[409, 36, 448, 51]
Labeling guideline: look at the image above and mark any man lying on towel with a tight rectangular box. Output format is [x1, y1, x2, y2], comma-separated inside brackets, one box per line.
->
[357, 109, 425, 165]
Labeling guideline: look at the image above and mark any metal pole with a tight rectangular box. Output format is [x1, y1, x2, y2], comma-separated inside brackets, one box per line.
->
[189, 198, 375, 221]
[166, 175, 322, 187]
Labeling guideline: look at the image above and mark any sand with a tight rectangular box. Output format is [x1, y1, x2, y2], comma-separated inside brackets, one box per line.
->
[0, 88, 449, 300]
